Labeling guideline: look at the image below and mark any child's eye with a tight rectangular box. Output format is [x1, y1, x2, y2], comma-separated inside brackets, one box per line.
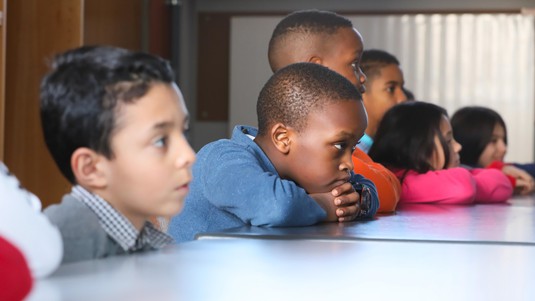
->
[386, 86, 395, 93]
[154, 136, 168, 148]
[334, 142, 351, 152]
[351, 61, 360, 72]
[334, 143, 345, 150]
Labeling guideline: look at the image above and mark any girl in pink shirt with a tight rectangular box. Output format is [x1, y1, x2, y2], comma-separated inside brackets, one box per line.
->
[369, 101, 513, 204]
[451, 106, 535, 195]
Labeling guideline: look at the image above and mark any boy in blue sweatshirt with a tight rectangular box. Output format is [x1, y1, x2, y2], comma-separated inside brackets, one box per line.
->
[169, 62, 378, 242]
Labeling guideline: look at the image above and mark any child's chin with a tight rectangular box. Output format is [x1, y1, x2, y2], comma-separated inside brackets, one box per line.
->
[164, 199, 185, 216]
[306, 185, 334, 194]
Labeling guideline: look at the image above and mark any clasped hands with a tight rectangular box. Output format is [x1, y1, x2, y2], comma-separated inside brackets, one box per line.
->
[310, 181, 367, 222]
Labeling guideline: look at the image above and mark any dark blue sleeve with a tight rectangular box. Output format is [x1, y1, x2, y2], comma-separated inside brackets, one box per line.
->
[349, 172, 379, 219]
[512, 163, 535, 179]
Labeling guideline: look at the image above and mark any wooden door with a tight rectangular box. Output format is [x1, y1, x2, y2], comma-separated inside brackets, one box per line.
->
[84, 0, 142, 50]
[0, 0, 6, 160]
[3, 0, 144, 208]
[4, 0, 83, 207]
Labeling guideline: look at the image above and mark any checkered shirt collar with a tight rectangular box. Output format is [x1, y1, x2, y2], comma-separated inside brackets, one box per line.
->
[71, 185, 174, 251]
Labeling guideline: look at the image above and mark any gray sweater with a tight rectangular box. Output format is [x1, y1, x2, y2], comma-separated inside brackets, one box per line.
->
[44, 194, 127, 264]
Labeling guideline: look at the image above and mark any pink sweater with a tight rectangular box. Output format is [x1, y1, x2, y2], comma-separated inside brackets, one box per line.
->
[393, 167, 513, 205]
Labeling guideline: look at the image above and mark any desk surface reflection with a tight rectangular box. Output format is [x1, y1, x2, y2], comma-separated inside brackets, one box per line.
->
[29, 239, 535, 301]
[198, 196, 535, 245]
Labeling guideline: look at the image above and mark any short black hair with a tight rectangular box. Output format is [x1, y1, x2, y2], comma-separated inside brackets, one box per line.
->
[257, 62, 361, 136]
[268, 9, 353, 71]
[369, 101, 450, 178]
[451, 106, 507, 167]
[40, 45, 175, 183]
[361, 49, 400, 82]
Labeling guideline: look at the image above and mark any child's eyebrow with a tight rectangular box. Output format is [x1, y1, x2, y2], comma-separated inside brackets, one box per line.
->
[152, 121, 175, 131]
[152, 115, 190, 131]
[352, 49, 362, 59]
[332, 131, 358, 140]
[385, 80, 403, 85]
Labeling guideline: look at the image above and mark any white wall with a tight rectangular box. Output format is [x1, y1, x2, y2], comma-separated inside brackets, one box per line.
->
[228, 17, 275, 133]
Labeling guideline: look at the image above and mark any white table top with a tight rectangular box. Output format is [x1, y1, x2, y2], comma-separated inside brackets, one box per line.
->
[29, 238, 535, 301]
[197, 196, 535, 245]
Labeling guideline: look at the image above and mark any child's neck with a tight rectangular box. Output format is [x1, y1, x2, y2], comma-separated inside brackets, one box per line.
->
[88, 187, 147, 231]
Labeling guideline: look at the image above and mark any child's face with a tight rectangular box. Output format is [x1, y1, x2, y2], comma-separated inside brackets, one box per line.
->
[321, 27, 367, 93]
[100, 83, 195, 229]
[478, 123, 507, 167]
[286, 100, 367, 193]
[362, 64, 407, 137]
[430, 115, 462, 170]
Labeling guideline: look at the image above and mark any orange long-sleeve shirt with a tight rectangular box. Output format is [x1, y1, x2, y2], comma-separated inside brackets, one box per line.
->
[352, 148, 401, 213]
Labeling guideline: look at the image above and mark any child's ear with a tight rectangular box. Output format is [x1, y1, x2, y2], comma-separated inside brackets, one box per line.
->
[270, 123, 292, 154]
[71, 148, 108, 189]
[309, 56, 323, 65]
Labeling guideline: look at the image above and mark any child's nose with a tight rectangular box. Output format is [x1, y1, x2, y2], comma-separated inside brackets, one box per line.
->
[340, 151, 354, 173]
[498, 139, 507, 153]
[397, 89, 408, 103]
[174, 139, 196, 168]
[454, 139, 462, 152]
[358, 71, 367, 93]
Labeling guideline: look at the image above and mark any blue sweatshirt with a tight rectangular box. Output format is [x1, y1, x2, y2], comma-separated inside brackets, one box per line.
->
[168, 125, 378, 242]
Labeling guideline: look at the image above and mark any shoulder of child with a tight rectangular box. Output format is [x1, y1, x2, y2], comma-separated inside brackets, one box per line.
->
[44, 194, 120, 263]
[194, 127, 264, 177]
[44, 194, 101, 231]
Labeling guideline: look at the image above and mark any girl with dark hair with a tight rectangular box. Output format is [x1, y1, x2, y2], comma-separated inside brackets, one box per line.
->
[369, 101, 513, 204]
[451, 106, 535, 195]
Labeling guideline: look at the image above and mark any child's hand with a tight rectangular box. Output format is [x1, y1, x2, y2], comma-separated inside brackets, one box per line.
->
[502, 165, 535, 195]
[515, 177, 535, 195]
[309, 192, 339, 222]
[331, 182, 360, 222]
[309, 182, 360, 222]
